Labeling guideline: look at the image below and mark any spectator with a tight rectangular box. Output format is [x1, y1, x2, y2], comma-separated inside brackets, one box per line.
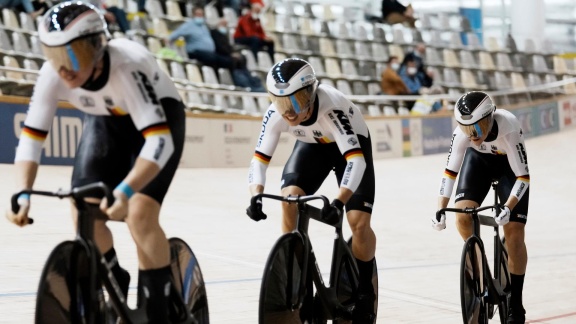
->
[167, 6, 234, 70]
[210, 18, 265, 91]
[0, 0, 45, 18]
[381, 0, 416, 28]
[88, 0, 131, 34]
[399, 56, 443, 112]
[402, 42, 434, 87]
[380, 56, 409, 96]
[233, 0, 274, 62]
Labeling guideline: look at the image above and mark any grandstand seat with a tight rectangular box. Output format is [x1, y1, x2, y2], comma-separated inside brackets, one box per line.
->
[437, 13, 452, 31]
[146, 0, 166, 19]
[367, 105, 382, 116]
[156, 58, 170, 76]
[461, 69, 486, 91]
[319, 38, 336, 57]
[166, 0, 184, 21]
[392, 28, 409, 45]
[383, 105, 397, 116]
[465, 32, 483, 51]
[201, 65, 223, 88]
[359, 61, 377, 80]
[448, 31, 464, 49]
[354, 41, 372, 61]
[478, 51, 496, 71]
[257, 51, 274, 71]
[442, 68, 462, 90]
[398, 106, 410, 115]
[308, 56, 326, 77]
[412, 29, 424, 43]
[130, 15, 148, 34]
[1, 55, 34, 96]
[510, 72, 532, 103]
[367, 82, 381, 95]
[11, 31, 31, 54]
[186, 63, 204, 86]
[388, 44, 404, 63]
[322, 4, 336, 21]
[320, 78, 335, 88]
[18, 12, 35, 33]
[336, 39, 354, 58]
[459, 50, 478, 69]
[442, 49, 461, 68]
[170, 61, 186, 81]
[353, 22, 369, 41]
[146, 37, 163, 54]
[241, 95, 259, 114]
[352, 80, 368, 95]
[152, 18, 170, 38]
[372, 24, 389, 43]
[22, 58, 39, 81]
[425, 48, 443, 67]
[325, 58, 342, 78]
[496, 52, 521, 72]
[28, 35, 42, 56]
[299, 17, 315, 35]
[532, 54, 553, 74]
[371, 43, 389, 62]
[2, 9, 20, 29]
[336, 79, 352, 95]
[257, 96, 270, 112]
[0, 28, 14, 52]
[553, 56, 576, 76]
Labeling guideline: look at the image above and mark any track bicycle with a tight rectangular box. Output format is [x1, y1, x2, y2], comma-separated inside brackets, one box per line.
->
[253, 193, 378, 323]
[11, 182, 209, 324]
[436, 181, 511, 324]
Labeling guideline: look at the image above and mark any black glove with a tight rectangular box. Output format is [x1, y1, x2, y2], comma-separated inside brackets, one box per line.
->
[246, 197, 267, 221]
[324, 199, 344, 225]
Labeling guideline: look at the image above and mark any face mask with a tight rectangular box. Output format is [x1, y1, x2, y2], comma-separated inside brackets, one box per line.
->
[407, 67, 417, 75]
[218, 27, 227, 34]
[193, 17, 204, 25]
[251, 13, 260, 20]
[390, 63, 399, 71]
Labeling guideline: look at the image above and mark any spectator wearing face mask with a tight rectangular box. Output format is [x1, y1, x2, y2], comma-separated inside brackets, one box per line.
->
[166, 6, 234, 70]
[233, 0, 275, 62]
[402, 43, 434, 87]
[381, 56, 409, 96]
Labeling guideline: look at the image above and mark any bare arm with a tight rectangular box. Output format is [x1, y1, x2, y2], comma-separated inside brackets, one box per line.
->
[16, 160, 39, 190]
[121, 158, 161, 193]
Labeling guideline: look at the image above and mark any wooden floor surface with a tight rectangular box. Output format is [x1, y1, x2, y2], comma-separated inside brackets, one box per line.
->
[1, 128, 575, 323]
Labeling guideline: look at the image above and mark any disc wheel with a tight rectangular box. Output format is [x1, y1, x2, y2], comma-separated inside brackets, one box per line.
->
[35, 241, 101, 324]
[460, 236, 488, 324]
[333, 238, 378, 324]
[259, 233, 310, 324]
[169, 237, 209, 323]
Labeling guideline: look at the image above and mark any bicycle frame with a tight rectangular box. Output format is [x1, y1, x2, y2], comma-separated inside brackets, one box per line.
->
[256, 194, 358, 319]
[13, 183, 149, 323]
[437, 181, 510, 319]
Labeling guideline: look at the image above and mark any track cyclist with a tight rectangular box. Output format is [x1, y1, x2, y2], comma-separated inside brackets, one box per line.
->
[433, 91, 530, 323]
[5, 2, 185, 322]
[246, 58, 377, 322]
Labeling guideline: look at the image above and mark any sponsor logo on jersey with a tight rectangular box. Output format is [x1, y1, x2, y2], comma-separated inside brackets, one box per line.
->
[515, 182, 525, 197]
[258, 110, 275, 148]
[446, 134, 456, 166]
[348, 107, 354, 116]
[517, 214, 527, 219]
[516, 143, 528, 164]
[293, 129, 305, 137]
[347, 137, 358, 146]
[342, 161, 353, 186]
[104, 96, 114, 107]
[440, 178, 446, 195]
[153, 137, 165, 160]
[79, 96, 95, 107]
[312, 130, 322, 137]
[363, 202, 373, 209]
[334, 110, 354, 135]
[455, 193, 464, 199]
[133, 71, 159, 105]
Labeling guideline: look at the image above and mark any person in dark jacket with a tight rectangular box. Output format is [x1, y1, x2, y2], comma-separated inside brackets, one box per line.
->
[381, 0, 416, 27]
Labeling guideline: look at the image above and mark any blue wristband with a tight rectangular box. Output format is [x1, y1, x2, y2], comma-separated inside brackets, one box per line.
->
[115, 181, 134, 199]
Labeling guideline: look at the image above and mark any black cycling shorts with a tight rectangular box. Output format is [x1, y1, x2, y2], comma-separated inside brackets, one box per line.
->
[71, 98, 185, 204]
[281, 135, 375, 214]
[455, 148, 529, 224]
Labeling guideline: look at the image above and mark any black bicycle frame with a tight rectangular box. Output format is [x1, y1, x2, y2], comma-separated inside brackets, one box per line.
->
[12, 182, 148, 323]
[256, 194, 357, 319]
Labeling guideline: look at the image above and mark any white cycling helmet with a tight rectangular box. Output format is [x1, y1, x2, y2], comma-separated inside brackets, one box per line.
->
[39, 1, 109, 72]
[266, 58, 319, 116]
[454, 91, 496, 138]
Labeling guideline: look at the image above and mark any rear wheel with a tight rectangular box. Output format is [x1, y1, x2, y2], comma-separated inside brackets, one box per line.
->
[35, 241, 101, 324]
[460, 236, 488, 324]
[169, 237, 209, 323]
[259, 233, 310, 324]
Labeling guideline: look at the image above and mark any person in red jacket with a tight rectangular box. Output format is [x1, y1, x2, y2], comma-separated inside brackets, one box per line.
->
[233, 0, 274, 62]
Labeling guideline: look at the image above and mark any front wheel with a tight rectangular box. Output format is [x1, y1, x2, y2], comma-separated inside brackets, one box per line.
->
[169, 237, 209, 323]
[333, 238, 378, 324]
[460, 236, 488, 324]
[259, 233, 310, 324]
[496, 237, 510, 323]
[35, 241, 102, 324]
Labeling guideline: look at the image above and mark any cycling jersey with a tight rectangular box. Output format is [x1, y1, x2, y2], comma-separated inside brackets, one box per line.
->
[249, 84, 370, 193]
[15, 38, 182, 170]
[439, 109, 530, 202]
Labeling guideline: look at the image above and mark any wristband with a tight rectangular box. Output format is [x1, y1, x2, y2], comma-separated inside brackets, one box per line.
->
[115, 181, 134, 199]
[17, 193, 30, 204]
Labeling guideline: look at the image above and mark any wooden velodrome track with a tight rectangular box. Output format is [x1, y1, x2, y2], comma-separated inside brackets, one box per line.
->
[0, 128, 574, 323]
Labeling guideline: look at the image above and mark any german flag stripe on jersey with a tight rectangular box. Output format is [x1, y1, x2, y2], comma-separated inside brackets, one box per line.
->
[107, 107, 128, 116]
[254, 151, 271, 164]
[142, 123, 170, 138]
[314, 137, 332, 144]
[344, 149, 364, 161]
[444, 169, 458, 180]
[518, 175, 530, 182]
[22, 126, 48, 141]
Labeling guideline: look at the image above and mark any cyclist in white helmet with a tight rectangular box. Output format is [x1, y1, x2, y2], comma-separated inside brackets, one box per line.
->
[433, 91, 530, 323]
[247, 58, 378, 322]
[5, 2, 185, 322]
